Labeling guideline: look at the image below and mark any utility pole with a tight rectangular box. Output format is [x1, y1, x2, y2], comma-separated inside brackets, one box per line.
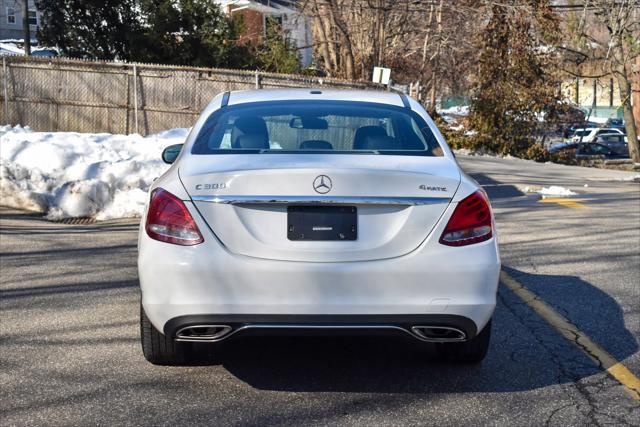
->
[21, 0, 31, 55]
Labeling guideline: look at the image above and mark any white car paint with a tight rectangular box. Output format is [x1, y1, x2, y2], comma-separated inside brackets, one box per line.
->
[570, 127, 625, 143]
[138, 89, 500, 344]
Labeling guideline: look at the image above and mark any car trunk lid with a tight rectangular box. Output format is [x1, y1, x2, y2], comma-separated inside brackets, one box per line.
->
[180, 154, 459, 262]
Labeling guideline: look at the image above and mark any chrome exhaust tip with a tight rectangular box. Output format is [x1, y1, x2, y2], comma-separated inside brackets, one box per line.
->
[410, 326, 467, 342]
[175, 325, 233, 342]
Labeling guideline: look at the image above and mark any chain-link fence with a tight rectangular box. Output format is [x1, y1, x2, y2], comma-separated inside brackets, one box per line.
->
[0, 56, 382, 135]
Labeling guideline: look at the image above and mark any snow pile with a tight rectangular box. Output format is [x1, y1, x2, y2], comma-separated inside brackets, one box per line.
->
[0, 42, 58, 56]
[0, 43, 24, 55]
[619, 174, 640, 182]
[537, 186, 577, 196]
[438, 105, 470, 116]
[454, 147, 515, 159]
[0, 125, 189, 219]
[523, 185, 577, 196]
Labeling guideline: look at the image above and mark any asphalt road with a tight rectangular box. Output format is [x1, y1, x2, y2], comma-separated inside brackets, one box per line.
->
[1, 156, 639, 426]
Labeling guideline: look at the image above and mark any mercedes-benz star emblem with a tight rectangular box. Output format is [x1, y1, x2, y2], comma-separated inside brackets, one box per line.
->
[313, 175, 332, 194]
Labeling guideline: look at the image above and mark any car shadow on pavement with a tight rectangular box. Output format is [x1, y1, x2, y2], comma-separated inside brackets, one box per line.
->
[467, 173, 525, 199]
[186, 267, 636, 395]
[500, 266, 638, 369]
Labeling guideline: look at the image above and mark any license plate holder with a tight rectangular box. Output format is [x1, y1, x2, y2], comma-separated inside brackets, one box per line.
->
[287, 206, 357, 241]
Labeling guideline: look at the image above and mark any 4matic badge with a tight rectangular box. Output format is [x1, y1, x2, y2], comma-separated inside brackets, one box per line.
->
[419, 184, 447, 192]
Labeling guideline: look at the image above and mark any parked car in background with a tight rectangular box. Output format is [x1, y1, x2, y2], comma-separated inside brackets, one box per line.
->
[604, 118, 625, 133]
[563, 121, 600, 138]
[594, 134, 629, 155]
[568, 127, 625, 144]
[549, 141, 630, 159]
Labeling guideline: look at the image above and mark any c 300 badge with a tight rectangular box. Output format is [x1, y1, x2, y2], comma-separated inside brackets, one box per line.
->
[195, 183, 226, 190]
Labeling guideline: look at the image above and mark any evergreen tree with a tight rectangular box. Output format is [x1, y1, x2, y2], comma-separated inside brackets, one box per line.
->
[255, 17, 301, 74]
[36, 0, 256, 69]
[37, 0, 141, 60]
[133, 0, 255, 68]
[469, 1, 561, 156]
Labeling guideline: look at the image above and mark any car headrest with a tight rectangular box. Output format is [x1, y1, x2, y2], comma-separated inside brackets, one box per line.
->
[231, 116, 269, 149]
[300, 140, 333, 150]
[356, 135, 397, 150]
[235, 134, 270, 149]
[353, 126, 387, 149]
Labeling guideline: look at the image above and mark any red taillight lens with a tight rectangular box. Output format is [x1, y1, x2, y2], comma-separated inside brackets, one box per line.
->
[439, 191, 493, 246]
[145, 188, 203, 246]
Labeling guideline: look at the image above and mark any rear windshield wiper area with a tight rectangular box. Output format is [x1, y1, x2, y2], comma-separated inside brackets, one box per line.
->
[257, 149, 380, 155]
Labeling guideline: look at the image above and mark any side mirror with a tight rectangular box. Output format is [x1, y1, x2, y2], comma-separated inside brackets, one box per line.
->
[162, 144, 183, 164]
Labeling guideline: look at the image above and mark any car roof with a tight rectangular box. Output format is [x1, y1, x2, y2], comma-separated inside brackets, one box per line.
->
[225, 89, 406, 108]
[574, 127, 620, 132]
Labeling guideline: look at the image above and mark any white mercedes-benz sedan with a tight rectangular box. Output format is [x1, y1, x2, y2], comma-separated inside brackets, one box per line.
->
[138, 89, 500, 365]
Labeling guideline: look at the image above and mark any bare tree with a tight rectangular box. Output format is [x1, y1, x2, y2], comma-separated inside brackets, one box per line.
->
[564, 0, 640, 162]
[301, 0, 480, 108]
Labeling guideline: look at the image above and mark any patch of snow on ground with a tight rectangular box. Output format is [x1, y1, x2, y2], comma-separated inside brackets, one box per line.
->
[529, 186, 578, 196]
[0, 125, 189, 219]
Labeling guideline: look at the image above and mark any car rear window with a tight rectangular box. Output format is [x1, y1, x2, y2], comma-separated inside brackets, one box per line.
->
[191, 100, 443, 156]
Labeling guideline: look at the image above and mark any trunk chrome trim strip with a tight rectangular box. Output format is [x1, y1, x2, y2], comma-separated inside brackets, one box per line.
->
[191, 195, 449, 206]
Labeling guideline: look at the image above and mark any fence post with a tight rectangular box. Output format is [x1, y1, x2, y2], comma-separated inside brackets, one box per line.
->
[125, 66, 130, 134]
[2, 56, 9, 124]
[255, 70, 261, 89]
[133, 64, 139, 134]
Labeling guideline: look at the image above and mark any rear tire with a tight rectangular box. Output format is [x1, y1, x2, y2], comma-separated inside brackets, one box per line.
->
[435, 319, 491, 364]
[140, 304, 189, 365]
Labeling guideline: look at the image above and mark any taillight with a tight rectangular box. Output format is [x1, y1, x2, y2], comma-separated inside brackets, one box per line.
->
[145, 188, 203, 246]
[439, 191, 493, 246]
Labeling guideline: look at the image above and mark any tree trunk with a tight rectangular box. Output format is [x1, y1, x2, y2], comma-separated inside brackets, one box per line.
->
[429, 0, 443, 110]
[319, 3, 339, 73]
[633, 55, 640, 133]
[311, 6, 335, 74]
[616, 72, 640, 163]
[340, 36, 356, 80]
[327, 2, 356, 80]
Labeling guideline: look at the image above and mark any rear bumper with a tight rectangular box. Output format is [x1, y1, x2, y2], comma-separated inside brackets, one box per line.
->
[139, 201, 501, 337]
[164, 314, 478, 342]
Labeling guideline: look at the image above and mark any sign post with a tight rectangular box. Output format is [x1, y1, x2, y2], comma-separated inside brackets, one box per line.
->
[372, 67, 391, 87]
